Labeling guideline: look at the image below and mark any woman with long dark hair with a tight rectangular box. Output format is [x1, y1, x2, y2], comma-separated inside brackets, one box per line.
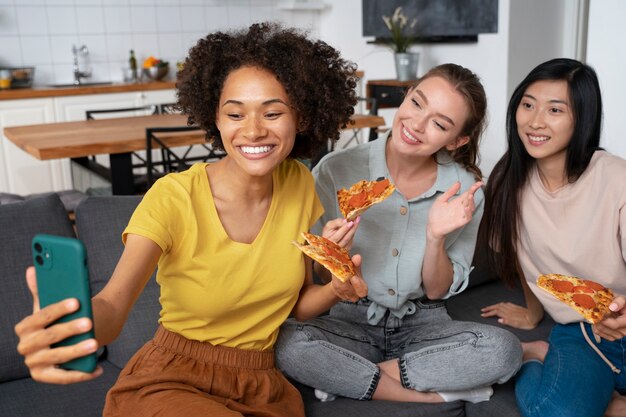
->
[479, 58, 626, 417]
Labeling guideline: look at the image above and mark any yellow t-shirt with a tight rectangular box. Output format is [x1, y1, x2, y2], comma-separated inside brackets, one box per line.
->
[123, 160, 323, 350]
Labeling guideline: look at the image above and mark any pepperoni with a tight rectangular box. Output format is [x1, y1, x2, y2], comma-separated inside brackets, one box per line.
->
[572, 293, 596, 309]
[348, 191, 368, 209]
[551, 280, 574, 293]
[582, 280, 606, 291]
[572, 286, 594, 294]
[372, 179, 390, 195]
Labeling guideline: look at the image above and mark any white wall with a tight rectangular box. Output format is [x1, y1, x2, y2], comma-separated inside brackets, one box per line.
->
[319, 0, 514, 174]
[587, 0, 626, 159]
[0, 0, 319, 85]
[508, 0, 570, 96]
[0, 0, 622, 166]
[318, 0, 588, 175]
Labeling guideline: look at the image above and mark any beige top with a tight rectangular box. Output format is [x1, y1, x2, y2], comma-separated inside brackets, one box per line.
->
[518, 151, 626, 324]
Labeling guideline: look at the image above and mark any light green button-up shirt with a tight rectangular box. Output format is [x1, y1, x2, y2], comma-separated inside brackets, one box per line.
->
[312, 134, 484, 325]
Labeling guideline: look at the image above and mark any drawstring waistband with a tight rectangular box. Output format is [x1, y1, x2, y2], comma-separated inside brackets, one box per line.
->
[152, 325, 275, 370]
[580, 322, 621, 374]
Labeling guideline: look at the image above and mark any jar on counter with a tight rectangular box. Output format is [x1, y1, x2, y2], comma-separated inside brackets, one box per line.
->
[0, 70, 11, 90]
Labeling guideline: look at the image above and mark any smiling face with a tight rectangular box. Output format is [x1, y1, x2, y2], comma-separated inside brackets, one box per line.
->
[516, 79, 575, 167]
[390, 75, 470, 158]
[215, 66, 299, 178]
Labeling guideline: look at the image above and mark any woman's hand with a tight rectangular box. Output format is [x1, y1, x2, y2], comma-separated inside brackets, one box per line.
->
[427, 181, 483, 240]
[328, 254, 368, 302]
[481, 302, 541, 329]
[322, 217, 360, 249]
[314, 218, 360, 282]
[14, 267, 102, 384]
[594, 296, 626, 341]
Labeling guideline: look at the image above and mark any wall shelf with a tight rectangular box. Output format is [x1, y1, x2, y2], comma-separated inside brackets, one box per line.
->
[277, 1, 328, 11]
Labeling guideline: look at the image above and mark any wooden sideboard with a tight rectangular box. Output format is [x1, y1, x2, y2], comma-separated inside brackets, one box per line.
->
[365, 79, 415, 109]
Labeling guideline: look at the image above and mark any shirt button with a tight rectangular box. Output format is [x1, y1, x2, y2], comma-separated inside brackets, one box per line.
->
[400, 206, 408, 215]
[388, 288, 396, 296]
[392, 248, 399, 256]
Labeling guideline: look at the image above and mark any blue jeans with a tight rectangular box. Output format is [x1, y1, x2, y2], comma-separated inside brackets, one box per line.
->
[516, 322, 626, 417]
[275, 299, 522, 400]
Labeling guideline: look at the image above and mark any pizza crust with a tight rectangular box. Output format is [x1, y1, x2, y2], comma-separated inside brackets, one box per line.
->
[292, 232, 355, 282]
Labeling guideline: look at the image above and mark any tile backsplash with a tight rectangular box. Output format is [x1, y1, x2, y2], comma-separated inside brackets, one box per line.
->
[0, 0, 321, 86]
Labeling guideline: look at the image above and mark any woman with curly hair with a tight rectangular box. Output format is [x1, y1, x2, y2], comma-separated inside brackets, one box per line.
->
[14, 23, 357, 416]
[276, 63, 522, 405]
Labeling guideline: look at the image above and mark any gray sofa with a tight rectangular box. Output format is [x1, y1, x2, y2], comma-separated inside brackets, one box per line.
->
[0, 193, 554, 416]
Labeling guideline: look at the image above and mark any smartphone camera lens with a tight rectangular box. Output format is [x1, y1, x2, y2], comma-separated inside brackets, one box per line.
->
[34, 242, 42, 253]
[35, 255, 44, 266]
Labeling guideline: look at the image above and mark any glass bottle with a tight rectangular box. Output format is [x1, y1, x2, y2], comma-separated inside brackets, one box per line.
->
[0, 70, 11, 90]
[129, 50, 138, 82]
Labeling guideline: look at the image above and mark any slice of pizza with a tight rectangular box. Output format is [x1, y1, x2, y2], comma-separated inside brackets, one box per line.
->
[292, 232, 355, 282]
[537, 274, 614, 324]
[337, 178, 396, 221]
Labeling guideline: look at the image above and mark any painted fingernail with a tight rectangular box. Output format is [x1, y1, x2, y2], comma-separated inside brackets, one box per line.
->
[610, 303, 619, 311]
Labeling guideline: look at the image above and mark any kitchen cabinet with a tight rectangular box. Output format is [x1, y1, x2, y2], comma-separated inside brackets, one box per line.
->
[0, 98, 58, 194]
[141, 89, 177, 108]
[0, 88, 176, 196]
[54, 92, 144, 122]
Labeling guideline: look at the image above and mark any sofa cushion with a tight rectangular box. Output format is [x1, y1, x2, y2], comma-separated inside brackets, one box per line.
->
[466, 242, 499, 289]
[446, 279, 554, 343]
[0, 194, 75, 382]
[0, 190, 87, 213]
[0, 360, 120, 417]
[75, 196, 160, 369]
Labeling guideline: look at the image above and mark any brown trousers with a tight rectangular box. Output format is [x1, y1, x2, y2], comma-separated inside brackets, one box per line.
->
[104, 326, 305, 417]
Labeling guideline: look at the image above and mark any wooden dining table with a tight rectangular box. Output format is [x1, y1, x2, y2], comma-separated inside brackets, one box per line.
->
[4, 112, 385, 195]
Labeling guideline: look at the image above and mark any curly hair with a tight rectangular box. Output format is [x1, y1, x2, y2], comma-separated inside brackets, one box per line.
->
[176, 22, 358, 159]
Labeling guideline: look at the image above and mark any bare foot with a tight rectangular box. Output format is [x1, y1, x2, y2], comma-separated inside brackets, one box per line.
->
[521, 341, 549, 362]
[605, 392, 626, 417]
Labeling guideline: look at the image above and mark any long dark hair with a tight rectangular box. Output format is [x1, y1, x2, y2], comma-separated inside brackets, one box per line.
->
[477, 58, 603, 286]
[417, 63, 487, 181]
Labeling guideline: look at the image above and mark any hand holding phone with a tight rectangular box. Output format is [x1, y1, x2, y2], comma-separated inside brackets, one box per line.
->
[31, 234, 97, 373]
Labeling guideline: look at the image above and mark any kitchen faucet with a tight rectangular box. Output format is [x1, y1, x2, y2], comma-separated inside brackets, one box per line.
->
[72, 44, 91, 85]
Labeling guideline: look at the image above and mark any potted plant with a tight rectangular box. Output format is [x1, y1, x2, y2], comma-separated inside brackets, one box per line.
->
[382, 6, 419, 81]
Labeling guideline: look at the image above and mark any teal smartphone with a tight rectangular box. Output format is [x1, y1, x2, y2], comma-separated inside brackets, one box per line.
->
[31, 234, 97, 373]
